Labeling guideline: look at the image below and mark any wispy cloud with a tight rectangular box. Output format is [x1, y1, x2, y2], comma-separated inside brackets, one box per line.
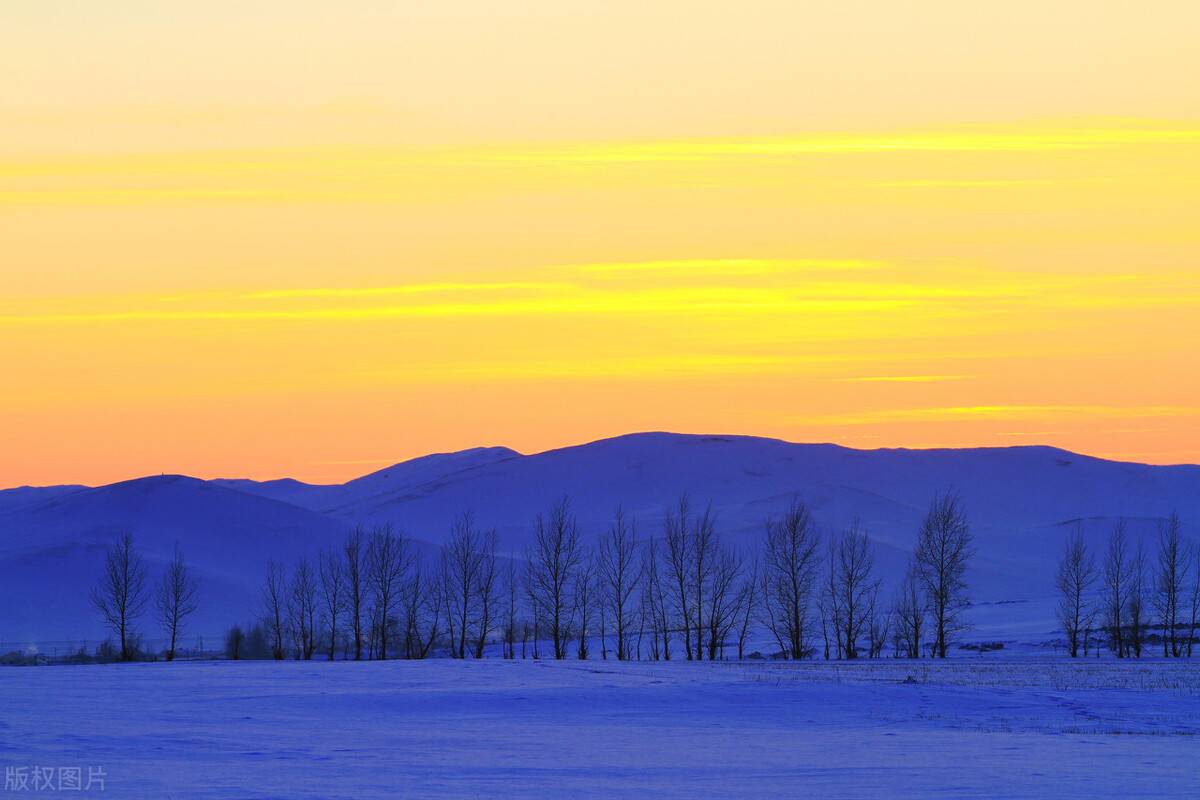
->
[561, 258, 883, 276]
[4, 257, 1197, 328]
[868, 178, 1112, 189]
[482, 126, 1200, 164]
[834, 375, 968, 383]
[240, 282, 569, 301]
[794, 405, 1200, 426]
[366, 353, 810, 382]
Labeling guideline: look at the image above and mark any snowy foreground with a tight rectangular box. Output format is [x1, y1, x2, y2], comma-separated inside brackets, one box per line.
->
[2, 659, 1199, 799]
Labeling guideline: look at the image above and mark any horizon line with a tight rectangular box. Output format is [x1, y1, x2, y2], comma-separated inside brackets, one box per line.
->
[5, 430, 1196, 492]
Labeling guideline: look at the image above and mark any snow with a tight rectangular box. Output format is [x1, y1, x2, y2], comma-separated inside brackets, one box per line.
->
[2, 658, 1198, 799]
[2, 432, 1197, 642]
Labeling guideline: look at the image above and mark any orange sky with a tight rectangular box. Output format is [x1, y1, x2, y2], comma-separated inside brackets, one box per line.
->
[2, 1, 1199, 486]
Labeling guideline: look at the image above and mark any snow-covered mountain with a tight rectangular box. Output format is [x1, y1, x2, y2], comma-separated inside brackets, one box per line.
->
[2, 432, 1197, 646]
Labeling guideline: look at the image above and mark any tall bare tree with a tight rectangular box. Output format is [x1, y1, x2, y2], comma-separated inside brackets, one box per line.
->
[598, 506, 640, 661]
[1154, 513, 1191, 657]
[503, 557, 520, 659]
[818, 538, 843, 659]
[91, 533, 149, 662]
[442, 513, 484, 659]
[367, 525, 412, 660]
[1101, 520, 1130, 657]
[573, 554, 598, 659]
[892, 560, 925, 659]
[690, 504, 718, 661]
[760, 499, 821, 660]
[289, 557, 319, 659]
[914, 492, 974, 658]
[663, 495, 695, 659]
[343, 527, 367, 661]
[703, 546, 744, 660]
[526, 497, 584, 659]
[473, 530, 499, 659]
[401, 561, 441, 659]
[1128, 540, 1148, 658]
[1055, 524, 1096, 658]
[735, 558, 758, 660]
[831, 522, 880, 660]
[261, 560, 288, 660]
[643, 538, 671, 660]
[155, 543, 198, 661]
[1187, 546, 1200, 658]
[318, 547, 345, 660]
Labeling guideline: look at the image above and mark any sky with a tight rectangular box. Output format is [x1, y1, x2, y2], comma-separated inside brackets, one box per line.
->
[2, 1, 1199, 486]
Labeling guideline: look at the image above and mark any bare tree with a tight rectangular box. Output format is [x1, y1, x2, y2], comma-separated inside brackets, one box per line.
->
[524, 572, 543, 660]
[526, 497, 584, 659]
[659, 495, 721, 660]
[442, 513, 484, 659]
[91, 533, 149, 662]
[703, 546, 744, 660]
[914, 492, 974, 658]
[598, 506, 640, 661]
[892, 561, 925, 659]
[1128, 540, 1148, 658]
[736, 558, 759, 660]
[155, 543, 198, 661]
[831, 522, 880, 660]
[288, 557, 319, 659]
[643, 538, 671, 660]
[1154, 513, 1191, 657]
[573, 554, 598, 659]
[1101, 520, 1130, 657]
[474, 530, 499, 659]
[866, 586, 890, 659]
[1055, 524, 1096, 658]
[818, 538, 843, 659]
[262, 560, 288, 660]
[503, 557, 520, 659]
[1187, 546, 1200, 658]
[224, 625, 245, 660]
[690, 504, 718, 661]
[760, 500, 821, 659]
[401, 561, 441, 659]
[318, 547, 345, 660]
[343, 527, 367, 661]
[663, 495, 695, 659]
[367, 525, 412, 660]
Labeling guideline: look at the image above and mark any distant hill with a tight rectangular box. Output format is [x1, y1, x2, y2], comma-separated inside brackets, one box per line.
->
[212, 446, 520, 513]
[2, 433, 1197, 646]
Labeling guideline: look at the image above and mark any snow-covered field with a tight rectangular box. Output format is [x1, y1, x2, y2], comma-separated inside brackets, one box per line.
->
[2, 658, 1198, 799]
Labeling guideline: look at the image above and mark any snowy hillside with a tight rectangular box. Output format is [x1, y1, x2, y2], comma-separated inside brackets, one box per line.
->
[2, 433, 1197, 645]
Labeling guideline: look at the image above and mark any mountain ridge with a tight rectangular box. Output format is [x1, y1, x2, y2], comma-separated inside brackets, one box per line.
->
[2, 432, 1197, 644]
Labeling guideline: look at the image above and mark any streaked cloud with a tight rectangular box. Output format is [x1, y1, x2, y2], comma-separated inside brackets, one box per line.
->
[834, 375, 968, 383]
[240, 282, 571, 301]
[868, 178, 1112, 189]
[795, 405, 1200, 426]
[481, 125, 1200, 164]
[4, 258, 1198, 329]
[559, 258, 883, 276]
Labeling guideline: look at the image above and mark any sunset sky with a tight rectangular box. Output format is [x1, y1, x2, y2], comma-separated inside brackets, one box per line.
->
[3, 1, 1199, 486]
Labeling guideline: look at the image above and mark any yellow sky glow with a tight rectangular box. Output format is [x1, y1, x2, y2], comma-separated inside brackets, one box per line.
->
[2, 1, 1199, 485]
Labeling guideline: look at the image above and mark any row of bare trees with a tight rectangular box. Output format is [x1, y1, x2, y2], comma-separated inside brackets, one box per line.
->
[90, 499, 1197, 664]
[90, 534, 199, 661]
[243, 491, 979, 662]
[1056, 514, 1200, 658]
